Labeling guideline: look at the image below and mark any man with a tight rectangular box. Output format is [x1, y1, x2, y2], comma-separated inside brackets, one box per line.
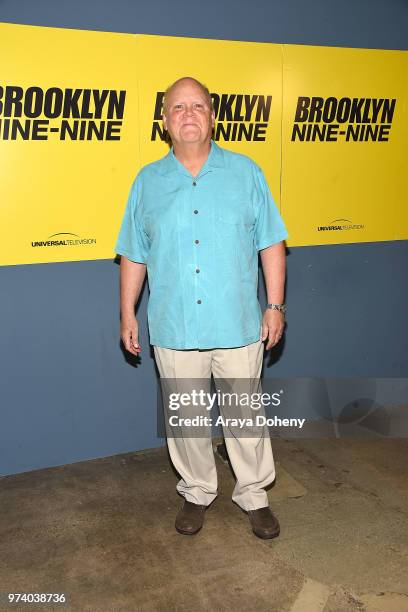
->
[115, 77, 288, 539]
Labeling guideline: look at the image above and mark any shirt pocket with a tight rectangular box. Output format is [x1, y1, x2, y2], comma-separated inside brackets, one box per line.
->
[217, 206, 255, 236]
[217, 191, 254, 227]
[218, 209, 244, 225]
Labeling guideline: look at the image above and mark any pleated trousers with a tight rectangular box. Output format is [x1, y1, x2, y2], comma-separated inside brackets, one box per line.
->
[153, 337, 275, 511]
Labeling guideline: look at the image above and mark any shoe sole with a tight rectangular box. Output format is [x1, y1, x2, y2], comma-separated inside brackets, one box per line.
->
[175, 525, 203, 535]
[252, 528, 280, 540]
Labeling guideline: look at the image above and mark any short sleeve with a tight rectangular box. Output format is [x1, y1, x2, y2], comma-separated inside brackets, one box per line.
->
[115, 175, 150, 264]
[253, 163, 289, 251]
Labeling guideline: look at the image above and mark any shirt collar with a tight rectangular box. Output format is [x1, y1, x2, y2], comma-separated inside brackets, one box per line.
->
[161, 140, 225, 176]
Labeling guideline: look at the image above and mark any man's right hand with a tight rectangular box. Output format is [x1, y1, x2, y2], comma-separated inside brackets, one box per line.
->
[120, 316, 142, 356]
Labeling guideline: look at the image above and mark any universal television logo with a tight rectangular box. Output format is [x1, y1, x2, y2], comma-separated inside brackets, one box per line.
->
[31, 232, 97, 248]
[317, 219, 364, 232]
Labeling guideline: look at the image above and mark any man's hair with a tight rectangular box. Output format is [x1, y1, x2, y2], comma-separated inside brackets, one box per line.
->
[162, 77, 213, 113]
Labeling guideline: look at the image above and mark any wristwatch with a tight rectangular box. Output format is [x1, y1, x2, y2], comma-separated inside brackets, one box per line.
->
[266, 303, 286, 315]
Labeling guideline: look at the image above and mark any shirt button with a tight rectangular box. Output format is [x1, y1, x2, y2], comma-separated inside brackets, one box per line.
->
[194, 239, 199, 244]
[197, 299, 202, 304]
[193, 181, 197, 186]
[195, 268, 200, 273]
[193, 209, 198, 214]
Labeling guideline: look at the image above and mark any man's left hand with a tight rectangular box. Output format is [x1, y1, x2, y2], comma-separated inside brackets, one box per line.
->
[261, 309, 285, 350]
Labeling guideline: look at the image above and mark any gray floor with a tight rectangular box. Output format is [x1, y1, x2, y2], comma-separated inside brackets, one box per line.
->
[1, 438, 408, 612]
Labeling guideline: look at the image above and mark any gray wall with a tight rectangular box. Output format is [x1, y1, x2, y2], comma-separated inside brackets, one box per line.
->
[1, 0, 407, 476]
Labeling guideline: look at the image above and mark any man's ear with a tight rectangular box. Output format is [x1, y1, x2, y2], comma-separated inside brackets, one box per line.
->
[211, 110, 215, 128]
[162, 113, 167, 130]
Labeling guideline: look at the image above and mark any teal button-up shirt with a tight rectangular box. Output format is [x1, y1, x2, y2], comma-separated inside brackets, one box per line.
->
[115, 140, 289, 350]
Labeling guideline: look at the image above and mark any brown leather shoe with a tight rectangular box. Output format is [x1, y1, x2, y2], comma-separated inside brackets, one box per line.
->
[247, 506, 280, 539]
[175, 500, 207, 535]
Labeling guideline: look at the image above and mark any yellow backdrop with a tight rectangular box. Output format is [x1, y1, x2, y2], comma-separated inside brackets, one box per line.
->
[281, 44, 407, 246]
[0, 24, 406, 266]
[136, 34, 282, 201]
[0, 23, 140, 266]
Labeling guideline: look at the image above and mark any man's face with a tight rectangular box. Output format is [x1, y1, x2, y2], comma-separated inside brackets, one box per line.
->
[162, 80, 215, 146]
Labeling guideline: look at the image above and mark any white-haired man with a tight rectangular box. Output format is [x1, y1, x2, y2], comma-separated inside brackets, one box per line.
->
[115, 77, 288, 538]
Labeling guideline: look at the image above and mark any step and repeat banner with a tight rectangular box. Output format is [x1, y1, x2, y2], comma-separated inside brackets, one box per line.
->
[0, 23, 140, 266]
[0, 23, 407, 266]
[282, 44, 407, 246]
[136, 35, 282, 192]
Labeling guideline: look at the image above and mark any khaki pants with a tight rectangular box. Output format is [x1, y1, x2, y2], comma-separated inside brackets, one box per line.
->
[153, 338, 275, 511]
